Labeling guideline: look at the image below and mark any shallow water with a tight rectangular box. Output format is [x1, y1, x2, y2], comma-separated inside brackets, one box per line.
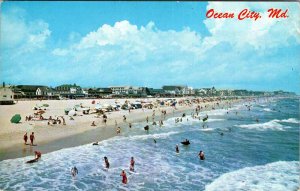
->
[0, 97, 299, 191]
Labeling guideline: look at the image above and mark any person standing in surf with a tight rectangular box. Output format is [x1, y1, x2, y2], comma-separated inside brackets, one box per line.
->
[30, 132, 35, 146]
[23, 133, 28, 145]
[176, 144, 179, 153]
[120, 170, 128, 184]
[130, 157, 135, 172]
[71, 166, 78, 177]
[104, 156, 110, 169]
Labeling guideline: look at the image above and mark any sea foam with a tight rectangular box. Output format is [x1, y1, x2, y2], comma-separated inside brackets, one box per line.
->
[205, 161, 299, 191]
[236, 120, 289, 131]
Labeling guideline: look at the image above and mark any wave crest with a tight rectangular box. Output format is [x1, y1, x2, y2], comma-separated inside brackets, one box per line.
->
[205, 161, 299, 191]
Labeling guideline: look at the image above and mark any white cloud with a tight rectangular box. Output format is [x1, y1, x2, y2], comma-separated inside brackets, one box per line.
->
[52, 48, 68, 56]
[1, 8, 51, 52]
[203, 2, 300, 50]
[2, 3, 299, 92]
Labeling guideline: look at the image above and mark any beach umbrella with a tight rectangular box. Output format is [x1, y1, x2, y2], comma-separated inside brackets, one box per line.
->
[11, 114, 21, 123]
[68, 110, 76, 116]
[37, 110, 46, 114]
[43, 104, 49, 107]
[95, 104, 103, 110]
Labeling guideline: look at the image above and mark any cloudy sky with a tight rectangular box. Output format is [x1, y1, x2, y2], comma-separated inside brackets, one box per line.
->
[1, 2, 299, 93]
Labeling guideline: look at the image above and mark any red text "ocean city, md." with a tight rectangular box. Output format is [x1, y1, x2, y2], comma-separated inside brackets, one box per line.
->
[206, 8, 288, 21]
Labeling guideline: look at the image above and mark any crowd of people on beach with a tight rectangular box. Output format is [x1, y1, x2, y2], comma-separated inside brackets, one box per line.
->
[21, 97, 248, 185]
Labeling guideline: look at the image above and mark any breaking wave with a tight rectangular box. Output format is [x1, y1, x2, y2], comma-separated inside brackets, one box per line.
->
[205, 161, 299, 191]
[236, 120, 291, 131]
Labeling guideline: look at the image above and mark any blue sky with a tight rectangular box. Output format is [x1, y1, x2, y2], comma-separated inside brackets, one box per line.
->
[1, 2, 299, 93]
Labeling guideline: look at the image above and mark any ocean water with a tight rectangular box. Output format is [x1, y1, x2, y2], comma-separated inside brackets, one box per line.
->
[0, 97, 299, 191]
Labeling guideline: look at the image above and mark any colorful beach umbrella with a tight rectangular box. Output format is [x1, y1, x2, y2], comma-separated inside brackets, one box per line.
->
[11, 114, 21, 123]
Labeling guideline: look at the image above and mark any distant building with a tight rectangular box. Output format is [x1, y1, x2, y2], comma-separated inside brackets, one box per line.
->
[148, 88, 165, 97]
[162, 85, 189, 96]
[109, 86, 145, 97]
[195, 87, 217, 97]
[13, 85, 47, 98]
[0, 82, 14, 104]
[98, 88, 113, 97]
[36, 87, 56, 96]
[55, 84, 84, 98]
[84, 88, 112, 98]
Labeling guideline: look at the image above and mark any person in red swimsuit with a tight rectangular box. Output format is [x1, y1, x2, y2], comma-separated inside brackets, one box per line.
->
[120, 170, 128, 184]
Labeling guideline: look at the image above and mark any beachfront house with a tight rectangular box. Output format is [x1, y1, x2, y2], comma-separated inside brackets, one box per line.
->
[110, 86, 145, 97]
[215, 89, 233, 97]
[187, 87, 195, 96]
[162, 85, 189, 97]
[148, 88, 165, 97]
[13, 85, 49, 99]
[55, 84, 84, 99]
[195, 87, 217, 97]
[0, 83, 14, 105]
[98, 88, 113, 98]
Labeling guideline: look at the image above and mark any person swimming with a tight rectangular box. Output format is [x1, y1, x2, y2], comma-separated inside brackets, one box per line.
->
[120, 170, 128, 184]
[198, 150, 205, 160]
[104, 156, 110, 169]
[71, 166, 78, 177]
[130, 157, 135, 172]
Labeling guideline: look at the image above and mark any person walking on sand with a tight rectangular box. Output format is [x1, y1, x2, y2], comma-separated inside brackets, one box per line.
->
[23, 133, 28, 145]
[30, 132, 35, 146]
[120, 170, 128, 184]
[146, 116, 149, 123]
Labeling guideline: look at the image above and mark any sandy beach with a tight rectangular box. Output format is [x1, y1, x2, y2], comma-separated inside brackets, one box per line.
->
[0, 97, 240, 161]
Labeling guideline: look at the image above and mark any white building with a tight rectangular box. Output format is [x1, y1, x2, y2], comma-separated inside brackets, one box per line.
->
[0, 86, 14, 104]
[36, 87, 54, 96]
[110, 86, 142, 95]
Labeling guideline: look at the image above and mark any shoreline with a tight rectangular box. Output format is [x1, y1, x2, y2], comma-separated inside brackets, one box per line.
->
[0, 98, 243, 161]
